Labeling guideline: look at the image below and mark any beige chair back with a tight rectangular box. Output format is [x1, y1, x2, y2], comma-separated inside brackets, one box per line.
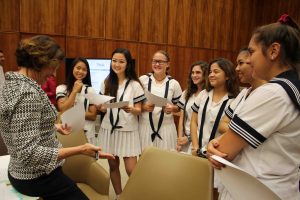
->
[120, 147, 213, 200]
[57, 130, 110, 199]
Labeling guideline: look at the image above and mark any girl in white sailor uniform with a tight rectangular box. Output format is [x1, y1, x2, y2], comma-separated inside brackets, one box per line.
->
[139, 50, 182, 151]
[190, 58, 239, 157]
[56, 57, 98, 145]
[190, 58, 239, 199]
[218, 48, 266, 134]
[176, 61, 208, 154]
[207, 14, 300, 200]
[96, 48, 145, 199]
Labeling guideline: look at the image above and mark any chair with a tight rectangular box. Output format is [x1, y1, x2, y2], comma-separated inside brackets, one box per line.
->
[56, 130, 110, 200]
[119, 147, 213, 200]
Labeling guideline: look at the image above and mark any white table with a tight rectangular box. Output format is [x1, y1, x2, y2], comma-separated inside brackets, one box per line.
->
[0, 155, 37, 200]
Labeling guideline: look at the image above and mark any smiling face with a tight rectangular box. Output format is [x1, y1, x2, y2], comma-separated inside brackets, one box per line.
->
[151, 52, 169, 75]
[235, 51, 253, 84]
[191, 65, 205, 86]
[111, 53, 127, 76]
[208, 63, 227, 88]
[73, 61, 87, 80]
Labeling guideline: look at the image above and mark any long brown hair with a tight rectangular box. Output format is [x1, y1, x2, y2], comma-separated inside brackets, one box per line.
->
[185, 61, 208, 101]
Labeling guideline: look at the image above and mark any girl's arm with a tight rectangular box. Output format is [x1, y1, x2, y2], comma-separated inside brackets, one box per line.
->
[218, 115, 231, 134]
[190, 112, 199, 156]
[85, 105, 98, 121]
[122, 102, 142, 115]
[57, 81, 83, 112]
[58, 143, 115, 160]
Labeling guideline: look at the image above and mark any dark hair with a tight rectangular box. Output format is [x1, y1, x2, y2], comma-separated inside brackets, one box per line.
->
[15, 35, 64, 71]
[239, 47, 250, 54]
[207, 58, 240, 97]
[0, 50, 3, 53]
[66, 57, 92, 93]
[104, 48, 143, 98]
[185, 61, 208, 101]
[252, 17, 300, 74]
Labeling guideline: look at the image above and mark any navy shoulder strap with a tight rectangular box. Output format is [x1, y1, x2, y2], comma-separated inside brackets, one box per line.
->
[270, 78, 300, 111]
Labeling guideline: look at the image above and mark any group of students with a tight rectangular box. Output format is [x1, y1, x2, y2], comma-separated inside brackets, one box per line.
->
[0, 14, 299, 200]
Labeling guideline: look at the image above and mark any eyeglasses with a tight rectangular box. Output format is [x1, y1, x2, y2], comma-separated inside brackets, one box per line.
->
[152, 59, 168, 65]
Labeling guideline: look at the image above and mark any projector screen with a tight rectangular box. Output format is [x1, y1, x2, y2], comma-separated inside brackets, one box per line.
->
[86, 58, 111, 94]
[65, 58, 111, 94]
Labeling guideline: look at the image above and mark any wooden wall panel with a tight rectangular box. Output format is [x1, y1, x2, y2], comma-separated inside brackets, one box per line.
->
[105, 0, 140, 41]
[232, 0, 258, 51]
[213, 50, 236, 64]
[0, 32, 20, 72]
[66, 37, 105, 58]
[139, 0, 168, 44]
[255, 0, 300, 26]
[168, 0, 206, 47]
[167, 46, 214, 89]
[66, 0, 105, 38]
[168, 0, 234, 50]
[137, 43, 167, 76]
[0, 0, 19, 32]
[20, 0, 66, 35]
[104, 40, 139, 59]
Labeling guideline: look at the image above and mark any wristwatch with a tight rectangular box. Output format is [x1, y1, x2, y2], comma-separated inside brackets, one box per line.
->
[196, 146, 207, 158]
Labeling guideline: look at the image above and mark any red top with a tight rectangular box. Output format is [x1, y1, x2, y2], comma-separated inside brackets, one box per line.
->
[41, 75, 57, 106]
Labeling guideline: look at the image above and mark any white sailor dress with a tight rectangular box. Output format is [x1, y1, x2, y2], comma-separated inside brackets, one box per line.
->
[99, 79, 145, 157]
[139, 74, 182, 151]
[219, 71, 300, 200]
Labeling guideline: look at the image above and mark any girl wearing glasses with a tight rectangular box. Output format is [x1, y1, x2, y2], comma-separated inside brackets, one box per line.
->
[139, 50, 182, 151]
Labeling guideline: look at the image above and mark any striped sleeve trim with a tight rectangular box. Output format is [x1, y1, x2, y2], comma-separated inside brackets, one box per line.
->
[229, 115, 266, 148]
[225, 106, 233, 119]
[172, 95, 181, 104]
[133, 94, 146, 103]
[191, 102, 199, 113]
[177, 101, 184, 110]
[56, 92, 66, 100]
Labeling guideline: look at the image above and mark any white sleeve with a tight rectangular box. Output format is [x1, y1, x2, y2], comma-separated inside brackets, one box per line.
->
[132, 81, 146, 104]
[177, 90, 187, 110]
[171, 80, 182, 104]
[229, 84, 298, 148]
[56, 84, 67, 100]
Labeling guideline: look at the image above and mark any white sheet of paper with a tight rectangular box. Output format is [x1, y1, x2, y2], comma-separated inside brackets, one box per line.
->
[104, 101, 129, 108]
[61, 102, 85, 133]
[211, 155, 281, 200]
[84, 94, 114, 105]
[144, 90, 171, 107]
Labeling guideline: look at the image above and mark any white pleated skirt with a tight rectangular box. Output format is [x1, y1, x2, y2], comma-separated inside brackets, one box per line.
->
[139, 121, 177, 151]
[99, 128, 141, 157]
